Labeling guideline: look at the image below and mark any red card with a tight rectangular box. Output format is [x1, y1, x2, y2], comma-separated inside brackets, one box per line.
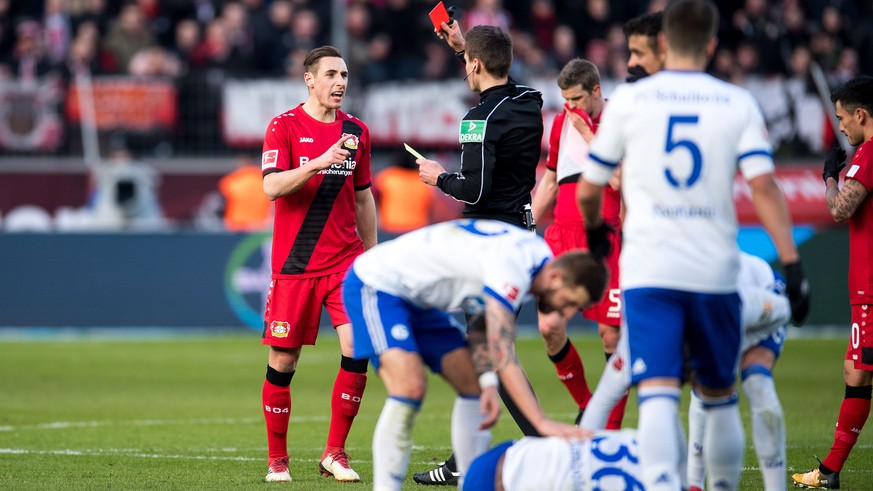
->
[429, 2, 450, 32]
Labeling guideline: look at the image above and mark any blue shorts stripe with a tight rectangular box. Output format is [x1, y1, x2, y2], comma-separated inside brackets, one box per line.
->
[740, 364, 772, 381]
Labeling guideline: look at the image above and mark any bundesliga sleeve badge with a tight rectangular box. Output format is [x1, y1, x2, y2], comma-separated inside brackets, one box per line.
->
[262, 150, 278, 170]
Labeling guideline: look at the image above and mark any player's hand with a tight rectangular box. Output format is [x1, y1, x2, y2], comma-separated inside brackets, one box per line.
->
[314, 136, 352, 170]
[416, 158, 447, 186]
[783, 260, 810, 325]
[478, 386, 501, 430]
[535, 418, 593, 441]
[437, 20, 465, 53]
[565, 108, 594, 143]
[822, 147, 847, 183]
[585, 222, 615, 261]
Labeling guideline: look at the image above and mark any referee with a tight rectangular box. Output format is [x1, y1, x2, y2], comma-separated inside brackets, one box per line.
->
[413, 20, 545, 486]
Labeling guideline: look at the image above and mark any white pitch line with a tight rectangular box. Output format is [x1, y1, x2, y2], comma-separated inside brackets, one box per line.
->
[0, 415, 328, 432]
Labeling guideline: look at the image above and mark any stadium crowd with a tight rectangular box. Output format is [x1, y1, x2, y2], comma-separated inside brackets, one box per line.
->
[0, 0, 870, 155]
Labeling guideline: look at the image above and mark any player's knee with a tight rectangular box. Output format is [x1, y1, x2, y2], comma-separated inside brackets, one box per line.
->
[598, 324, 620, 352]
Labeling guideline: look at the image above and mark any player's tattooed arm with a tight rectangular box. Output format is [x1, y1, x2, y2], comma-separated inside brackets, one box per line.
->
[827, 179, 868, 222]
[466, 309, 493, 375]
[484, 298, 518, 372]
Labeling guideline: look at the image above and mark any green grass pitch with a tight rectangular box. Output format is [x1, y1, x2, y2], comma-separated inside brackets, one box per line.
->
[0, 332, 870, 490]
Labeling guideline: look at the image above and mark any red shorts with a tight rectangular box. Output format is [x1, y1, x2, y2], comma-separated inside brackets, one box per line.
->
[262, 271, 349, 348]
[544, 222, 621, 326]
[846, 304, 873, 370]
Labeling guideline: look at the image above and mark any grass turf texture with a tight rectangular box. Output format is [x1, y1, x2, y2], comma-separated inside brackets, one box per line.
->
[0, 333, 870, 490]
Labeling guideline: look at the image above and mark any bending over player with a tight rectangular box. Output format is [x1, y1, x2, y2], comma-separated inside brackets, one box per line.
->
[343, 219, 602, 490]
[581, 252, 792, 491]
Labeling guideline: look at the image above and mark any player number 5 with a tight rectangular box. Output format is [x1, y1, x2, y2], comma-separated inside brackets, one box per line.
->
[664, 115, 703, 188]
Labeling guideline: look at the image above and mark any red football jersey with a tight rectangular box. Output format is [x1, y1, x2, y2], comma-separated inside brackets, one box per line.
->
[546, 107, 621, 228]
[845, 138, 873, 304]
[261, 104, 372, 278]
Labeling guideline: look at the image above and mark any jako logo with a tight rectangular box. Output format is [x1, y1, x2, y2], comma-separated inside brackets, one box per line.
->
[299, 137, 314, 143]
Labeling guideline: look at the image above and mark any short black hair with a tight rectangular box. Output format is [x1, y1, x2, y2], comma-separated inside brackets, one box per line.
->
[303, 45, 342, 74]
[465, 26, 512, 79]
[623, 11, 662, 54]
[830, 76, 873, 115]
[663, 0, 718, 59]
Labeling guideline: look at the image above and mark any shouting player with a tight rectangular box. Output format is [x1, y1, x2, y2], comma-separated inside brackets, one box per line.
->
[258, 46, 377, 483]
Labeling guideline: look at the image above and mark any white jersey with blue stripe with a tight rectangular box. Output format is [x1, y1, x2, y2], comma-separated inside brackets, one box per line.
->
[501, 431, 642, 491]
[352, 219, 551, 312]
[583, 71, 775, 293]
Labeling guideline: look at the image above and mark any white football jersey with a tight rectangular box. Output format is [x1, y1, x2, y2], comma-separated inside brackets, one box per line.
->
[352, 219, 551, 312]
[501, 431, 641, 491]
[584, 71, 774, 292]
[738, 252, 790, 349]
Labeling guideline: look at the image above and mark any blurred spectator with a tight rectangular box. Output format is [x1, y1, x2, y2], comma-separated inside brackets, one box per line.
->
[170, 18, 200, 70]
[373, 152, 434, 236]
[345, 2, 372, 84]
[529, 0, 556, 51]
[103, 3, 154, 73]
[128, 46, 182, 78]
[71, 0, 111, 37]
[371, 0, 425, 80]
[221, 1, 254, 64]
[190, 18, 247, 72]
[550, 24, 578, 70]
[218, 155, 272, 232]
[3, 20, 58, 84]
[421, 39, 456, 81]
[289, 8, 322, 53]
[829, 47, 858, 87]
[251, 0, 293, 73]
[510, 31, 552, 83]
[465, 0, 512, 30]
[727, 0, 783, 75]
[572, 0, 612, 56]
[43, 0, 71, 65]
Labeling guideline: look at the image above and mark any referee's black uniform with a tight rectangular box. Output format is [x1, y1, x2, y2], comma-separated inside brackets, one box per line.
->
[436, 80, 543, 229]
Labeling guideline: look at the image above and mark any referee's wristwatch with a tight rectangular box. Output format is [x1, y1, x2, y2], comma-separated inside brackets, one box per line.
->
[436, 172, 450, 189]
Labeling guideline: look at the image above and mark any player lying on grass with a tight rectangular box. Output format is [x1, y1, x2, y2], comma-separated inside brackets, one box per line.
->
[342, 219, 603, 490]
[463, 430, 642, 491]
[580, 252, 793, 491]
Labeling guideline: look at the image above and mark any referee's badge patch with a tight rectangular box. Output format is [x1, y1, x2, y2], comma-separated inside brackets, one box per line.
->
[459, 120, 486, 143]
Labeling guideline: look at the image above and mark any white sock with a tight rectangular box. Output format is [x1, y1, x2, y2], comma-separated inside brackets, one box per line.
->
[638, 386, 682, 491]
[373, 397, 420, 491]
[580, 353, 629, 430]
[452, 394, 491, 486]
[700, 392, 744, 491]
[686, 390, 707, 490]
[742, 368, 786, 491]
[675, 411, 689, 491]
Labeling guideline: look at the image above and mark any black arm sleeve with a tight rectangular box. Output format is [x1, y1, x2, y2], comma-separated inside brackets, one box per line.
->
[438, 140, 496, 204]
